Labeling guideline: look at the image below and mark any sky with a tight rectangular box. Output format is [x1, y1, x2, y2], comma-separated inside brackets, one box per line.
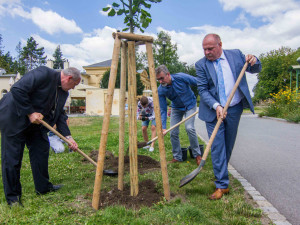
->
[1, 0, 300, 95]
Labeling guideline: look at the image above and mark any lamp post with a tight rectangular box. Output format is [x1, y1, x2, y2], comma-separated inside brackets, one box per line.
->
[289, 57, 300, 95]
[161, 36, 167, 65]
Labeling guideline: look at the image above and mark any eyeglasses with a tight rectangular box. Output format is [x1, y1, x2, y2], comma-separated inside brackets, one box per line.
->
[157, 76, 166, 81]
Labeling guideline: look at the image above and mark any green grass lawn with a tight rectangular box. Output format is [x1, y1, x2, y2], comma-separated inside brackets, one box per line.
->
[243, 106, 264, 115]
[0, 117, 268, 224]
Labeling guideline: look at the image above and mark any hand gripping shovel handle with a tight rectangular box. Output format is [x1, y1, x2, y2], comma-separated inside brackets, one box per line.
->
[40, 120, 97, 167]
[179, 62, 249, 187]
[146, 110, 199, 145]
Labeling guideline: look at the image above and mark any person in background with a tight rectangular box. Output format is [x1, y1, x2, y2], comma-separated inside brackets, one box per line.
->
[155, 65, 202, 165]
[195, 33, 262, 200]
[0, 66, 81, 206]
[137, 96, 156, 152]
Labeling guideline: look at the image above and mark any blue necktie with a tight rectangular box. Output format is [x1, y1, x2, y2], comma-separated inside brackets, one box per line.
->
[215, 58, 227, 107]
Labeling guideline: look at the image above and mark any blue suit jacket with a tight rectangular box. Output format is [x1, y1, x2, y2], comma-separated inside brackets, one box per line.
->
[195, 49, 262, 122]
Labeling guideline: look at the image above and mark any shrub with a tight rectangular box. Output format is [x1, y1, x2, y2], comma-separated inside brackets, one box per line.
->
[262, 87, 300, 122]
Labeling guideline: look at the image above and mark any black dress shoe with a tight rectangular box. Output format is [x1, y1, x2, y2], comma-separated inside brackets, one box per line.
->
[8, 200, 23, 208]
[36, 184, 64, 195]
[50, 184, 64, 191]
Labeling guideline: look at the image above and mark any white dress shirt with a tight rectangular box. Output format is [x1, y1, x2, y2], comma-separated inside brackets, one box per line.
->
[213, 51, 243, 110]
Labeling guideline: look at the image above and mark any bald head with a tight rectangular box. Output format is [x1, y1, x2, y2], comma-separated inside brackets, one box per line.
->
[202, 33, 223, 61]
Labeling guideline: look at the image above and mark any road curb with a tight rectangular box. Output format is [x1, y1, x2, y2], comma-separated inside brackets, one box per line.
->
[228, 164, 291, 225]
[196, 131, 292, 225]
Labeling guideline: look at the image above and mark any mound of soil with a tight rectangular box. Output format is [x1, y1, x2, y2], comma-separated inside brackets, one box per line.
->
[83, 150, 161, 174]
[82, 149, 165, 209]
[98, 179, 163, 209]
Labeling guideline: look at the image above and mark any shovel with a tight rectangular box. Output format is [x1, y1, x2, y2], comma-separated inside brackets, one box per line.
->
[40, 120, 97, 167]
[138, 109, 199, 149]
[125, 110, 199, 156]
[179, 62, 249, 188]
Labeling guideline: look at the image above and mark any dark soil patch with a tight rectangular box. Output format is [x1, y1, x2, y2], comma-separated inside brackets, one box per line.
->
[97, 179, 163, 209]
[83, 150, 161, 174]
[82, 150, 164, 209]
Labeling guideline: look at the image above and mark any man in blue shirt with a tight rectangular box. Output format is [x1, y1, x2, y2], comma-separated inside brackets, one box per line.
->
[155, 65, 202, 165]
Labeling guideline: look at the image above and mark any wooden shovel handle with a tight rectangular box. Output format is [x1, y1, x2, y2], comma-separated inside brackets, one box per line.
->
[40, 120, 97, 167]
[147, 110, 199, 145]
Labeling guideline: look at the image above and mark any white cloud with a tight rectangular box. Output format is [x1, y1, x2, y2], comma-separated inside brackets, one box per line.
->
[0, 0, 21, 17]
[2, 2, 82, 35]
[10, 5, 31, 19]
[219, 0, 299, 21]
[30, 7, 83, 34]
[33, 26, 117, 71]
[235, 13, 250, 27]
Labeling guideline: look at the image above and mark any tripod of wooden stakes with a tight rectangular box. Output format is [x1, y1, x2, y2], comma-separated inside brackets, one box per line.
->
[92, 32, 170, 210]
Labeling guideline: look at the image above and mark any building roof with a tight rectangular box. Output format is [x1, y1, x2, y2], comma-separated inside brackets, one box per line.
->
[84, 59, 112, 68]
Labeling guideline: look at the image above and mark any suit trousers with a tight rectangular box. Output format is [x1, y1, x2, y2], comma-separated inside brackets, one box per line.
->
[1, 124, 53, 204]
[205, 101, 243, 189]
[170, 106, 201, 161]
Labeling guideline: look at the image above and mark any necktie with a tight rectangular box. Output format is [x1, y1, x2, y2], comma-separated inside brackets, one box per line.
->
[215, 58, 227, 107]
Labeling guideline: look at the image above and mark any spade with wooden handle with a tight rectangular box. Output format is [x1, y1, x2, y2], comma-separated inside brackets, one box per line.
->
[40, 120, 97, 167]
[146, 109, 199, 146]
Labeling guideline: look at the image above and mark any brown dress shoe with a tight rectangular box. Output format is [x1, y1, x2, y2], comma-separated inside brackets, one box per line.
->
[168, 158, 180, 164]
[209, 188, 229, 200]
[196, 155, 202, 166]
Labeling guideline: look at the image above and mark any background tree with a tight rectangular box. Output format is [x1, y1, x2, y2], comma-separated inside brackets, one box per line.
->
[100, 60, 145, 95]
[136, 49, 148, 71]
[0, 35, 15, 73]
[253, 46, 300, 103]
[15, 41, 26, 74]
[0, 34, 3, 56]
[102, 0, 162, 33]
[21, 37, 47, 72]
[135, 31, 199, 97]
[0, 34, 7, 70]
[152, 31, 180, 69]
[53, 45, 65, 69]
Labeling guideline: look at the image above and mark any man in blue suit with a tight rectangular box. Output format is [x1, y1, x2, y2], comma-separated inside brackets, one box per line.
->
[0, 66, 81, 206]
[195, 34, 261, 200]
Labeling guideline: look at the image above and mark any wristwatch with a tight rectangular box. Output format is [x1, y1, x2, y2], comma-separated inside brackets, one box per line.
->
[65, 135, 72, 140]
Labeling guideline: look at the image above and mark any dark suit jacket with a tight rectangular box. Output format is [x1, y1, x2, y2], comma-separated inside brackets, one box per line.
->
[195, 49, 262, 122]
[0, 66, 71, 136]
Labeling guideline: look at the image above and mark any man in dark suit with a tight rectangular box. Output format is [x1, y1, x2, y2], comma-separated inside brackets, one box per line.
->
[195, 34, 262, 200]
[0, 66, 81, 206]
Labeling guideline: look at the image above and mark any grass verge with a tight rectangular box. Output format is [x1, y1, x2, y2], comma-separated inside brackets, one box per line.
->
[0, 117, 270, 224]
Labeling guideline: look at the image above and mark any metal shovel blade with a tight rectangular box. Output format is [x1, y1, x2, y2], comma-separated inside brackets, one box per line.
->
[179, 160, 206, 187]
[103, 169, 118, 176]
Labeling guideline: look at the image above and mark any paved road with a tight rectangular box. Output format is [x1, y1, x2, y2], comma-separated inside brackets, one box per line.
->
[195, 115, 300, 225]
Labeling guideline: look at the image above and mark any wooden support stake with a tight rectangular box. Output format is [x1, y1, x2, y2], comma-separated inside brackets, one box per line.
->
[92, 35, 121, 210]
[113, 32, 153, 42]
[146, 42, 170, 201]
[118, 41, 127, 191]
[127, 41, 139, 196]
